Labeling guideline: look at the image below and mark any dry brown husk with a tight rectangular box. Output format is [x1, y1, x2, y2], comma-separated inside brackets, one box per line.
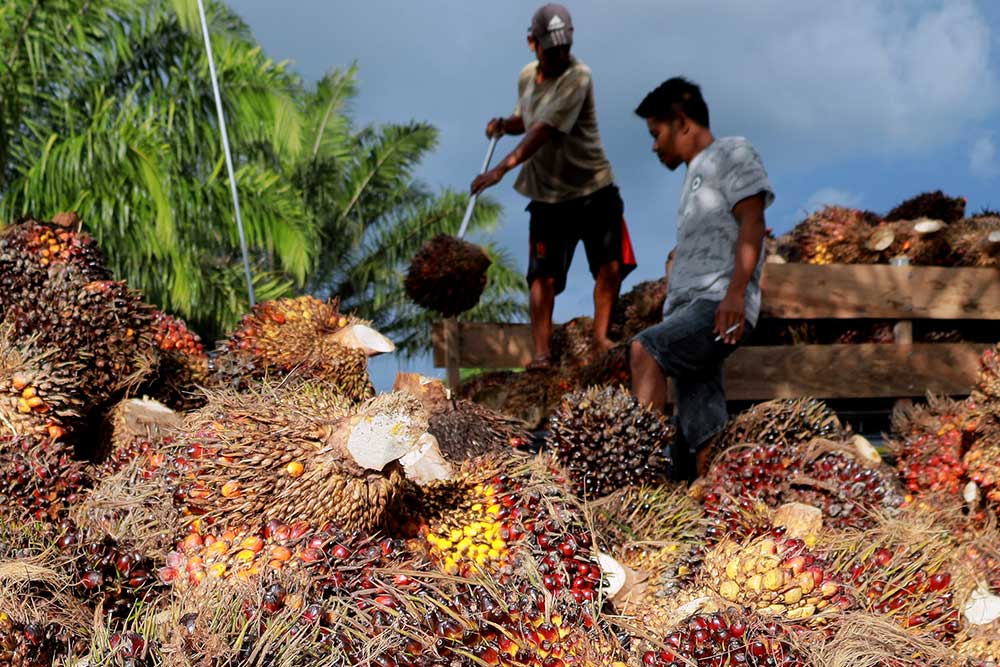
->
[800, 611, 961, 667]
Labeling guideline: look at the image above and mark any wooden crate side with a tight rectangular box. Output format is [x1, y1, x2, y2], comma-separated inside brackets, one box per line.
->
[760, 264, 1000, 319]
[431, 323, 986, 400]
[432, 321, 534, 368]
[723, 343, 986, 399]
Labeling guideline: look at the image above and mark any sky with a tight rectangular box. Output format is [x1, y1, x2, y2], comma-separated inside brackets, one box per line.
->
[229, 0, 1000, 391]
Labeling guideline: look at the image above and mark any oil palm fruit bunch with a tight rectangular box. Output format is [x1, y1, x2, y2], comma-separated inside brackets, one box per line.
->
[551, 317, 595, 368]
[715, 398, 845, 454]
[636, 608, 809, 667]
[547, 385, 673, 499]
[411, 458, 605, 604]
[889, 397, 976, 499]
[427, 399, 531, 460]
[405, 234, 491, 317]
[704, 438, 902, 532]
[0, 613, 72, 667]
[590, 484, 706, 608]
[0, 326, 85, 442]
[822, 510, 965, 642]
[609, 277, 667, 341]
[575, 345, 631, 389]
[163, 389, 428, 533]
[700, 491, 775, 547]
[783, 444, 903, 530]
[884, 190, 967, 225]
[96, 398, 180, 478]
[3, 267, 158, 408]
[146, 312, 210, 410]
[0, 213, 109, 305]
[787, 206, 879, 265]
[0, 434, 89, 521]
[699, 532, 851, 625]
[973, 344, 1000, 405]
[945, 214, 1000, 267]
[964, 430, 1000, 512]
[53, 519, 161, 618]
[159, 519, 418, 599]
[216, 295, 388, 403]
[395, 373, 530, 458]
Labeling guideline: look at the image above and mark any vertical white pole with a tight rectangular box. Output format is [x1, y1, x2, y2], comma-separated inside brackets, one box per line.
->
[196, 0, 256, 306]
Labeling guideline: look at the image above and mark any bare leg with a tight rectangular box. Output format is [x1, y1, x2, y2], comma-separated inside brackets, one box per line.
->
[593, 260, 622, 355]
[530, 277, 556, 364]
[630, 339, 668, 413]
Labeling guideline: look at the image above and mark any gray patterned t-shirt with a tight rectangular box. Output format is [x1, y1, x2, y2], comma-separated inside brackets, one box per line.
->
[663, 136, 775, 326]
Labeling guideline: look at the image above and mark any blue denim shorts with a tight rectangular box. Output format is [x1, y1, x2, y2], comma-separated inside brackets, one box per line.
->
[633, 299, 746, 455]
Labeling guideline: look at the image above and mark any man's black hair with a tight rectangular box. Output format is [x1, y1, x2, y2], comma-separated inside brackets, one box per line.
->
[635, 77, 710, 128]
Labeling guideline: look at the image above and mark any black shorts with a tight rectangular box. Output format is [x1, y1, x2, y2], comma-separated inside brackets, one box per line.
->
[526, 184, 635, 295]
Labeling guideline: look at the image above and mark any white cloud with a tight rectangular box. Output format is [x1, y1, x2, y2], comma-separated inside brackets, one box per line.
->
[583, 0, 1000, 164]
[803, 187, 863, 213]
[970, 134, 998, 178]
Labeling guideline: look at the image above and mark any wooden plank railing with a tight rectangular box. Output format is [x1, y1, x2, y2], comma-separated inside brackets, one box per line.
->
[432, 264, 1000, 399]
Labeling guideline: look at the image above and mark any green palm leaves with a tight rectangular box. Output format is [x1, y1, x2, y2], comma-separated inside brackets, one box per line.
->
[0, 0, 525, 350]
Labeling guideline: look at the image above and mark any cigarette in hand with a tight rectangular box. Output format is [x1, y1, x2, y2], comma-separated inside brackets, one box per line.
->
[714, 323, 739, 342]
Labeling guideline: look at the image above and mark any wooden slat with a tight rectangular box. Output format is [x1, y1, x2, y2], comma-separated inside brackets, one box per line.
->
[432, 322, 533, 368]
[430, 323, 986, 400]
[721, 343, 986, 399]
[759, 264, 1000, 319]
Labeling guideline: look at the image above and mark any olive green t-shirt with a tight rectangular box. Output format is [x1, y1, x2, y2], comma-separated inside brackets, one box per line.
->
[512, 57, 615, 204]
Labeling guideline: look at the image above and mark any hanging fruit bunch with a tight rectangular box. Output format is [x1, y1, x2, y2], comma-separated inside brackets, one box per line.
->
[547, 385, 673, 499]
[405, 234, 492, 317]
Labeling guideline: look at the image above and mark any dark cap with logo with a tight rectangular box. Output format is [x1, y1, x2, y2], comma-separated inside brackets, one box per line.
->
[529, 4, 573, 50]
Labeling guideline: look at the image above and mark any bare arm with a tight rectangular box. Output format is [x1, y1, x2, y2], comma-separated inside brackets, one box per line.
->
[486, 115, 526, 137]
[471, 120, 554, 195]
[714, 193, 767, 343]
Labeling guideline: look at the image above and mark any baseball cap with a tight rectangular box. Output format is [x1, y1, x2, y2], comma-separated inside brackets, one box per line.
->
[529, 4, 573, 50]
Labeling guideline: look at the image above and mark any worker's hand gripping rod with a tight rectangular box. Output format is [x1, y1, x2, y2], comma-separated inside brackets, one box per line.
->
[457, 136, 500, 239]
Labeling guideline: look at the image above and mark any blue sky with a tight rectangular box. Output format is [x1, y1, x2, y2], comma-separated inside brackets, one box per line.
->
[230, 0, 1000, 391]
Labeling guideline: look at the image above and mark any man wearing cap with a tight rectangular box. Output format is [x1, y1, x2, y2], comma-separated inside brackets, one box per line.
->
[471, 3, 635, 370]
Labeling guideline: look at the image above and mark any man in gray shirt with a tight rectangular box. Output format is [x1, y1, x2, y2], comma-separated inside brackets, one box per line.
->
[630, 77, 774, 481]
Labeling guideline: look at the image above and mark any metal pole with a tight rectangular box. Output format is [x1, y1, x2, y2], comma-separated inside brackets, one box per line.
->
[196, 0, 256, 306]
[456, 136, 499, 239]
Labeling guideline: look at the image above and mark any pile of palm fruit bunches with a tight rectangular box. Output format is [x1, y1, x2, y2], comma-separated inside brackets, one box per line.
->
[4, 211, 1000, 667]
[461, 191, 1000, 427]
